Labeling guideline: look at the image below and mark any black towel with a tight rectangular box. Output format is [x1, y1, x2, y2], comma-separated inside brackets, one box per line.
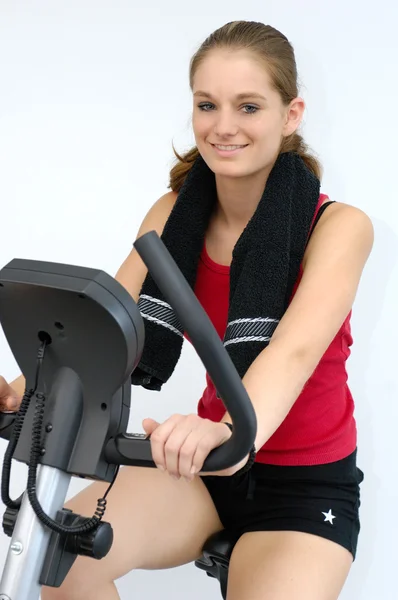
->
[132, 151, 320, 391]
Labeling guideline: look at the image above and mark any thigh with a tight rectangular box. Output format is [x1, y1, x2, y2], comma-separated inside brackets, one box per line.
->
[42, 466, 222, 597]
[227, 530, 353, 600]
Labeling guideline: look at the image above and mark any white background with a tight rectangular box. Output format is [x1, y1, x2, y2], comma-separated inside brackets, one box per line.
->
[0, 1, 397, 598]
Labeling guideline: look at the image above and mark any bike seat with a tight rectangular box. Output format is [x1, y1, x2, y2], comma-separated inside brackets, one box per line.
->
[195, 530, 240, 599]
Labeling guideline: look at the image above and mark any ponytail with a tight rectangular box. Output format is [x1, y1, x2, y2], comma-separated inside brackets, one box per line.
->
[168, 145, 200, 193]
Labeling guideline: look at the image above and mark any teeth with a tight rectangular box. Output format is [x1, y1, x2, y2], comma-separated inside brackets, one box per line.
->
[214, 144, 246, 150]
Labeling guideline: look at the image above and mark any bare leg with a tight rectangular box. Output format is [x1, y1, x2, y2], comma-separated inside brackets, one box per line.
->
[41, 466, 222, 600]
[227, 531, 353, 600]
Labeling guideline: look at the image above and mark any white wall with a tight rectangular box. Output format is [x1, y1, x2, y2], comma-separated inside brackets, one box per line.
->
[0, 1, 396, 598]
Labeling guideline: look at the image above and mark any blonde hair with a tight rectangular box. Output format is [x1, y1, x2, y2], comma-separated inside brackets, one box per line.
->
[168, 20, 322, 193]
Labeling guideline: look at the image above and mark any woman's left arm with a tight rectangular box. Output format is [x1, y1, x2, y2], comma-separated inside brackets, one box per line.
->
[221, 203, 374, 453]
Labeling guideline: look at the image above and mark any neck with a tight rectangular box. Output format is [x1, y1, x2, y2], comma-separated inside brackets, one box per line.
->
[214, 164, 274, 228]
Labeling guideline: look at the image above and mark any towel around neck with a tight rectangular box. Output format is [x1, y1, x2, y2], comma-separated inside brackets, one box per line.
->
[132, 151, 321, 391]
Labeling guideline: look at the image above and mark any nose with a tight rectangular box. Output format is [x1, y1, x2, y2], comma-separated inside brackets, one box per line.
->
[213, 108, 239, 138]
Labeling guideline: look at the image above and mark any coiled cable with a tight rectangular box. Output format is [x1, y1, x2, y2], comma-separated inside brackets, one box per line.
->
[1, 340, 120, 534]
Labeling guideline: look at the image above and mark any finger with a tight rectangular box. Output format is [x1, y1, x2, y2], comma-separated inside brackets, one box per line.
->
[178, 421, 215, 480]
[6, 394, 20, 411]
[0, 394, 19, 412]
[142, 418, 160, 436]
[149, 414, 184, 473]
[164, 415, 198, 478]
[0, 378, 11, 409]
[192, 425, 231, 476]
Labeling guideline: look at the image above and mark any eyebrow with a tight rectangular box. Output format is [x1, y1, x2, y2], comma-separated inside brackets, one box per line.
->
[193, 91, 267, 101]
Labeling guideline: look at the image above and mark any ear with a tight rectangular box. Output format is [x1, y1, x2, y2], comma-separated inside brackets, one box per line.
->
[282, 97, 305, 137]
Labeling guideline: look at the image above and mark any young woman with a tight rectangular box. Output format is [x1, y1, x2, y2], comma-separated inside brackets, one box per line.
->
[1, 20, 373, 600]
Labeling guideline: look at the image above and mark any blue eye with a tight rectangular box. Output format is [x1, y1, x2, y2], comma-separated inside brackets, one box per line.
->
[197, 103, 258, 114]
[243, 105, 258, 114]
[197, 103, 214, 111]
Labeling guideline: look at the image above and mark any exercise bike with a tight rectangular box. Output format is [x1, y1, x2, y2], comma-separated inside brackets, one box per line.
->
[0, 231, 256, 600]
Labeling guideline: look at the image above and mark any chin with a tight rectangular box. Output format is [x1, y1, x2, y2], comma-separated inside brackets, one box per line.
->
[199, 152, 246, 177]
[207, 159, 257, 180]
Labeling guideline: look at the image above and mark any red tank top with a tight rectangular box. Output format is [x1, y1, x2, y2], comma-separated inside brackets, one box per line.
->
[191, 195, 357, 466]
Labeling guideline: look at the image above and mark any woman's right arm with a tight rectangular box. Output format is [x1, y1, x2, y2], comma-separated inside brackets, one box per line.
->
[5, 191, 178, 407]
[114, 191, 177, 302]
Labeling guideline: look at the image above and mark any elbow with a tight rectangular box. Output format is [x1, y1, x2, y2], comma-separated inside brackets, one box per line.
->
[268, 338, 322, 381]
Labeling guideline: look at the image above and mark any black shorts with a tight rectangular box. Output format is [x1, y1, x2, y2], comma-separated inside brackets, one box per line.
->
[201, 449, 364, 560]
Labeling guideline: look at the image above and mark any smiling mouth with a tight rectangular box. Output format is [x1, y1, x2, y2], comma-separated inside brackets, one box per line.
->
[211, 143, 248, 150]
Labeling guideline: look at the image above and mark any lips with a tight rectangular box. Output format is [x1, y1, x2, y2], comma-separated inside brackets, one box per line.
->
[211, 143, 249, 156]
[213, 144, 247, 150]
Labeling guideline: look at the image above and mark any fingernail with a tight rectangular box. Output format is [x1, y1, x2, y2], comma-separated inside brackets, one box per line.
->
[190, 466, 198, 475]
[157, 465, 165, 472]
[171, 474, 179, 481]
[183, 476, 192, 483]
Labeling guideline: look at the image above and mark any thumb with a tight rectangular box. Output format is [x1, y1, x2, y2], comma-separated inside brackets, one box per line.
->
[0, 377, 20, 411]
[142, 418, 160, 436]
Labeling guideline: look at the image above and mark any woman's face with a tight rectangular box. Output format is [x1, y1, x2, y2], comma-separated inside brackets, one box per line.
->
[192, 49, 304, 179]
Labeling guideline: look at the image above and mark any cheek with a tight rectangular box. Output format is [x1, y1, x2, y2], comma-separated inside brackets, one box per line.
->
[258, 111, 284, 136]
[192, 112, 208, 134]
[256, 120, 284, 153]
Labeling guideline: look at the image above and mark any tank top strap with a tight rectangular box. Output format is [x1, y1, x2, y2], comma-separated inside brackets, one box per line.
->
[305, 197, 336, 247]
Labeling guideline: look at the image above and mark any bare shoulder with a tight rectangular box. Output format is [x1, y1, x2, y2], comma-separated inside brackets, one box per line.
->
[115, 190, 178, 301]
[270, 200, 374, 360]
[303, 201, 374, 270]
[136, 190, 179, 235]
[317, 199, 372, 229]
